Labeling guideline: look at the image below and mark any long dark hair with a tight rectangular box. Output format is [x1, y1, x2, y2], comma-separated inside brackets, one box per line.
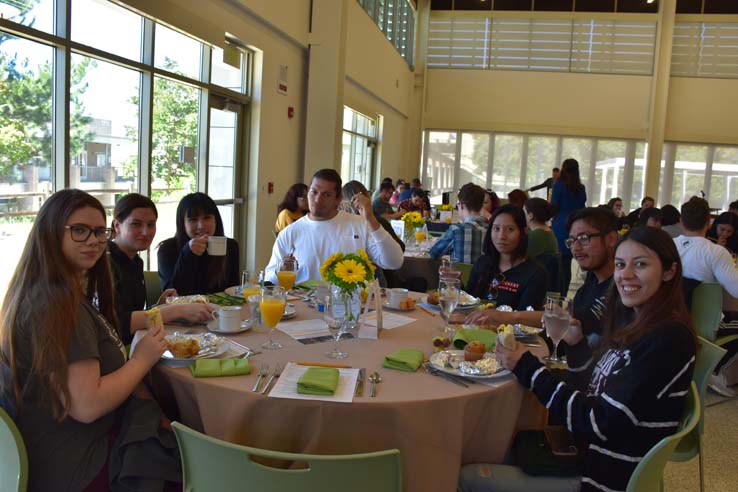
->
[707, 211, 738, 240]
[602, 227, 693, 349]
[1, 189, 118, 420]
[524, 197, 552, 223]
[111, 193, 157, 239]
[173, 192, 227, 291]
[277, 183, 308, 213]
[482, 204, 529, 271]
[559, 158, 584, 193]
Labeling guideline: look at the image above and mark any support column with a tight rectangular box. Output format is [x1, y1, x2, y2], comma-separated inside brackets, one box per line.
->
[303, 0, 348, 181]
[644, 0, 677, 200]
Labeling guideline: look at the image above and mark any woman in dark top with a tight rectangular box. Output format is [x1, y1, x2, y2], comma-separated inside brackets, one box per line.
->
[460, 227, 696, 492]
[466, 204, 546, 311]
[707, 211, 738, 255]
[0, 189, 169, 491]
[158, 192, 240, 295]
[552, 158, 587, 296]
[109, 193, 213, 344]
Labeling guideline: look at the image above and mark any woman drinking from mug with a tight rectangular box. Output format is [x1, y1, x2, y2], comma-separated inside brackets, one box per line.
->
[109, 193, 214, 344]
[158, 192, 240, 295]
[459, 227, 696, 492]
[0, 189, 173, 491]
[465, 204, 547, 311]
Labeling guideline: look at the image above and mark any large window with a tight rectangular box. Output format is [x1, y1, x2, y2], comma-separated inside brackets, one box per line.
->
[0, 0, 252, 297]
[358, 0, 416, 67]
[341, 107, 378, 187]
[672, 22, 738, 78]
[421, 130, 647, 209]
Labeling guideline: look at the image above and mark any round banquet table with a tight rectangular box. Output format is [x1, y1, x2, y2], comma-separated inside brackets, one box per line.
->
[151, 300, 547, 492]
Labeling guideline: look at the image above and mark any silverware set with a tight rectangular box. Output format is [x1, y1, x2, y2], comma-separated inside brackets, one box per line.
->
[422, 362, 477, 388]
[252, 364, 270, 392]
[354, 368, 366, 397]
[260, 363, 283, 395]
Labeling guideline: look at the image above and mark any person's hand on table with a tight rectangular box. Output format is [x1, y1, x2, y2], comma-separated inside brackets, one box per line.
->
[176, 302, 216, 323]
[188, 234, 209, 256]
[495, 340, 529, 371]
[157, 288, 178, 305]
[464, 308, 515, 327]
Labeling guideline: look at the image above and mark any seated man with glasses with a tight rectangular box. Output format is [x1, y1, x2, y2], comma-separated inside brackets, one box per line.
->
[265, 169, 404, 284]
[429, 183, 488, 264]
[466, 207, 619, 347]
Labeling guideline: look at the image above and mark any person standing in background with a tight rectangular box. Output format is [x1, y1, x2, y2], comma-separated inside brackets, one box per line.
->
[552, 158, 587, 297]
[526, 167, 559, 201]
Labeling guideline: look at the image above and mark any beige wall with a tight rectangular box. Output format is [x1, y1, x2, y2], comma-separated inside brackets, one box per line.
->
[666, 77, 738, 145]
[423, 69, 653, 140]
[235, 0, 311, 46]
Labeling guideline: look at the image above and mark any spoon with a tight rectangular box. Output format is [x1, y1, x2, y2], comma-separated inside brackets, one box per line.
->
[369, 372, 382, 397]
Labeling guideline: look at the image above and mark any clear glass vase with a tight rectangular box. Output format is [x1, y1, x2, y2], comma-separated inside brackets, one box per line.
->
[331, 284, 362, 331]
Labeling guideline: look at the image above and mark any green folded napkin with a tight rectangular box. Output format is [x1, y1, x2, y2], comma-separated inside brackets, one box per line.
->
[453, 328, 496, 351]
[295, 280, 320, 290]
[189, 359, 251, 378]
[382, 348, 425, 372]
[297, 367, 340, 395]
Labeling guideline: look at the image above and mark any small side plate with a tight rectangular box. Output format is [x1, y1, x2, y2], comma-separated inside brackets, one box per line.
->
[207, 319, 251, 334]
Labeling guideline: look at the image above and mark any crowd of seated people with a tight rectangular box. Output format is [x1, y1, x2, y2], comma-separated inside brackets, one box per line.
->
[6, 161, 738, 490]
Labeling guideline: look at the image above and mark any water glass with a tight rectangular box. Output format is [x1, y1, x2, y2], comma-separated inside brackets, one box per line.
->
[323, 294, 348, 359]
[438, 278, 461, 336]
[543, 296, 571, 365]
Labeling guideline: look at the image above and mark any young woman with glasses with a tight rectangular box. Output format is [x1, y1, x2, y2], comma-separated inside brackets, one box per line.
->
[0, 189, 174, 491]
[465, 204, 547, 311]
[109, 193, 214, 344]
[157, 192, 240, 295]
[460, 226, 696, 492]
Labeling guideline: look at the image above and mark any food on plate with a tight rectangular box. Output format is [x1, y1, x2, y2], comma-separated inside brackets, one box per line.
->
[432, 336, 452, 352]
[167, 337, 200, 358]
[165, 294, 209, 305]
[399, 298, 416, 309]
[464, 340, 486, 361]
[497, 324, 517, 350]
[427, 291, 439, 305]
[144, 308, 163, 333]
[459, 356, 499, 375]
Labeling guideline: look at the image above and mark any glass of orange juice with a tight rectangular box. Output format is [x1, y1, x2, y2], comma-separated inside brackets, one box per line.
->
[260, 285, 287, 349]
[276, 258, 298, 292]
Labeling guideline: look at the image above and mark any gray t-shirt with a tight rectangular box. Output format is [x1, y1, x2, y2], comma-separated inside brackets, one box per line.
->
[15, 301, 126, 492]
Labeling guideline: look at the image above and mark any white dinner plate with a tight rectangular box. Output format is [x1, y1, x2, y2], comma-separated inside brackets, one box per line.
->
[224, 285, 240, 296]
[282, 305, 297, 320]
[429, 350, 511, 379]
[382, 301, 416, 312]
[162, 333, 228, 362]
[207, 319, 251, 334]
[454, 291, 480, 311]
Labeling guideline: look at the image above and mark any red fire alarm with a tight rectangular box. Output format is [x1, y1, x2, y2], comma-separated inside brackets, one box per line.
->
[288, 106, 294, 119]
[268, 182, 274, 194]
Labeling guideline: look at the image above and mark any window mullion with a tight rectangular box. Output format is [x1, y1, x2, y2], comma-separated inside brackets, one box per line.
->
[53, 0, 71, 191]
[138, 18, 155, 196]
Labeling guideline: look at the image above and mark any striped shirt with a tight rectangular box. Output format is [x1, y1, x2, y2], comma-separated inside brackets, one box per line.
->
[429, 216, 487, 264]
[513, 320, 695, 492]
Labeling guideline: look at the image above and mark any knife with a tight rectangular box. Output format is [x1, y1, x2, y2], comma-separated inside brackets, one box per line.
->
[355, 368, 366, 396]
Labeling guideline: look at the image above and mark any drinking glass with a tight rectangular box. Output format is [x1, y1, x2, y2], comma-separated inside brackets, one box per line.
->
[240, 270, 260, 299]
[276, 258, 298, 292]
[438, 257, 462, 281]
[438, 278, 461, 336]
[543, 296, 571, 364]
[260, 286, 287, 350]
[323, 294, 348, 359]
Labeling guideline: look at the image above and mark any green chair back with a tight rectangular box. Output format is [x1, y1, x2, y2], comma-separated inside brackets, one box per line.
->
[457, 262, 473, 289]
[627, 383, 700, 492]
[0, 407, 28, 492]
[143, 270, 162, 308]
[690, 282, 723, 341]
[672, 337, 726, 461]
[172, 422, 402, 492]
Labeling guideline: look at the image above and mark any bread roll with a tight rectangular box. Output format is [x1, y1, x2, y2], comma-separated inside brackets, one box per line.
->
[497, 324, 517, 350]
[144, 308, 164, 333]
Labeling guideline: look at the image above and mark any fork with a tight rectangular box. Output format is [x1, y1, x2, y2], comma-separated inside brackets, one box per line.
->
[252, 364, 269, 392]
[261, 363, 283, 395]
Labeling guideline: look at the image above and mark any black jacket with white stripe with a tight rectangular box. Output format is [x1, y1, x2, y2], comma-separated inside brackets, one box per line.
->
[513, 320, 696, 492]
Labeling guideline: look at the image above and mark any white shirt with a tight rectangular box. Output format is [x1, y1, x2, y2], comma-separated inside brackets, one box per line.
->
[265, 211, 404, 284]
[674, 234, 738, 298]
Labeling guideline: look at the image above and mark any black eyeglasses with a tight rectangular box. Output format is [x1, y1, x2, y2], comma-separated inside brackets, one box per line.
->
[65, 224, 112, 243]
[564, 232, 603, 250]
[486, 272, 506, 301]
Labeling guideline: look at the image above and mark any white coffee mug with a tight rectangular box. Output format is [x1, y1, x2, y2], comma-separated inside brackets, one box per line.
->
[214, 305, 242, 332]
[388, 288, 409, 308]
[207, 236, 227, 256]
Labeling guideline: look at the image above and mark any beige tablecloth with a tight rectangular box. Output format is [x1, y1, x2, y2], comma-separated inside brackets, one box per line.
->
[152, 301, 546, 492]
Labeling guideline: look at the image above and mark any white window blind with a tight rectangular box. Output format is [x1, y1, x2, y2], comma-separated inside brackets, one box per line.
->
[427, 14, 657, 75]
[571, 20, 657, 75]
[672, 22, 738, 77]
[489, 18, 572, 71]
[427, 17, 490, 68]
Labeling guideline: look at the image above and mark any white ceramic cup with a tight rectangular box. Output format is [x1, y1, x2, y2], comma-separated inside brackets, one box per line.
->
[388, 288, 409, 308]
[207, 236, 227, 256]
[214, 305, 242, 332]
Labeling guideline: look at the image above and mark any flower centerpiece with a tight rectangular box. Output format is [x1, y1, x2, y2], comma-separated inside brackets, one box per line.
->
[320, 249, 376, 326]
[401, 211, 425, 244]
[437, 204, 453, 212]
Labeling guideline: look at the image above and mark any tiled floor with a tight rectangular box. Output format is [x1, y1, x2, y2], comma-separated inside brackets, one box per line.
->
[664, 393, 738, 491]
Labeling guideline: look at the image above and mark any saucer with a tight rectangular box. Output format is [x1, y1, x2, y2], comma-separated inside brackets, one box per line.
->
[207, 319, 251, 334]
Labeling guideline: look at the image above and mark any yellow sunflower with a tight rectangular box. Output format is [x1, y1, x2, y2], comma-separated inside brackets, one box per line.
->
[333, 259, 367, 284]
[320, 252, 344, 280]
[357, 249, 376, 276]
